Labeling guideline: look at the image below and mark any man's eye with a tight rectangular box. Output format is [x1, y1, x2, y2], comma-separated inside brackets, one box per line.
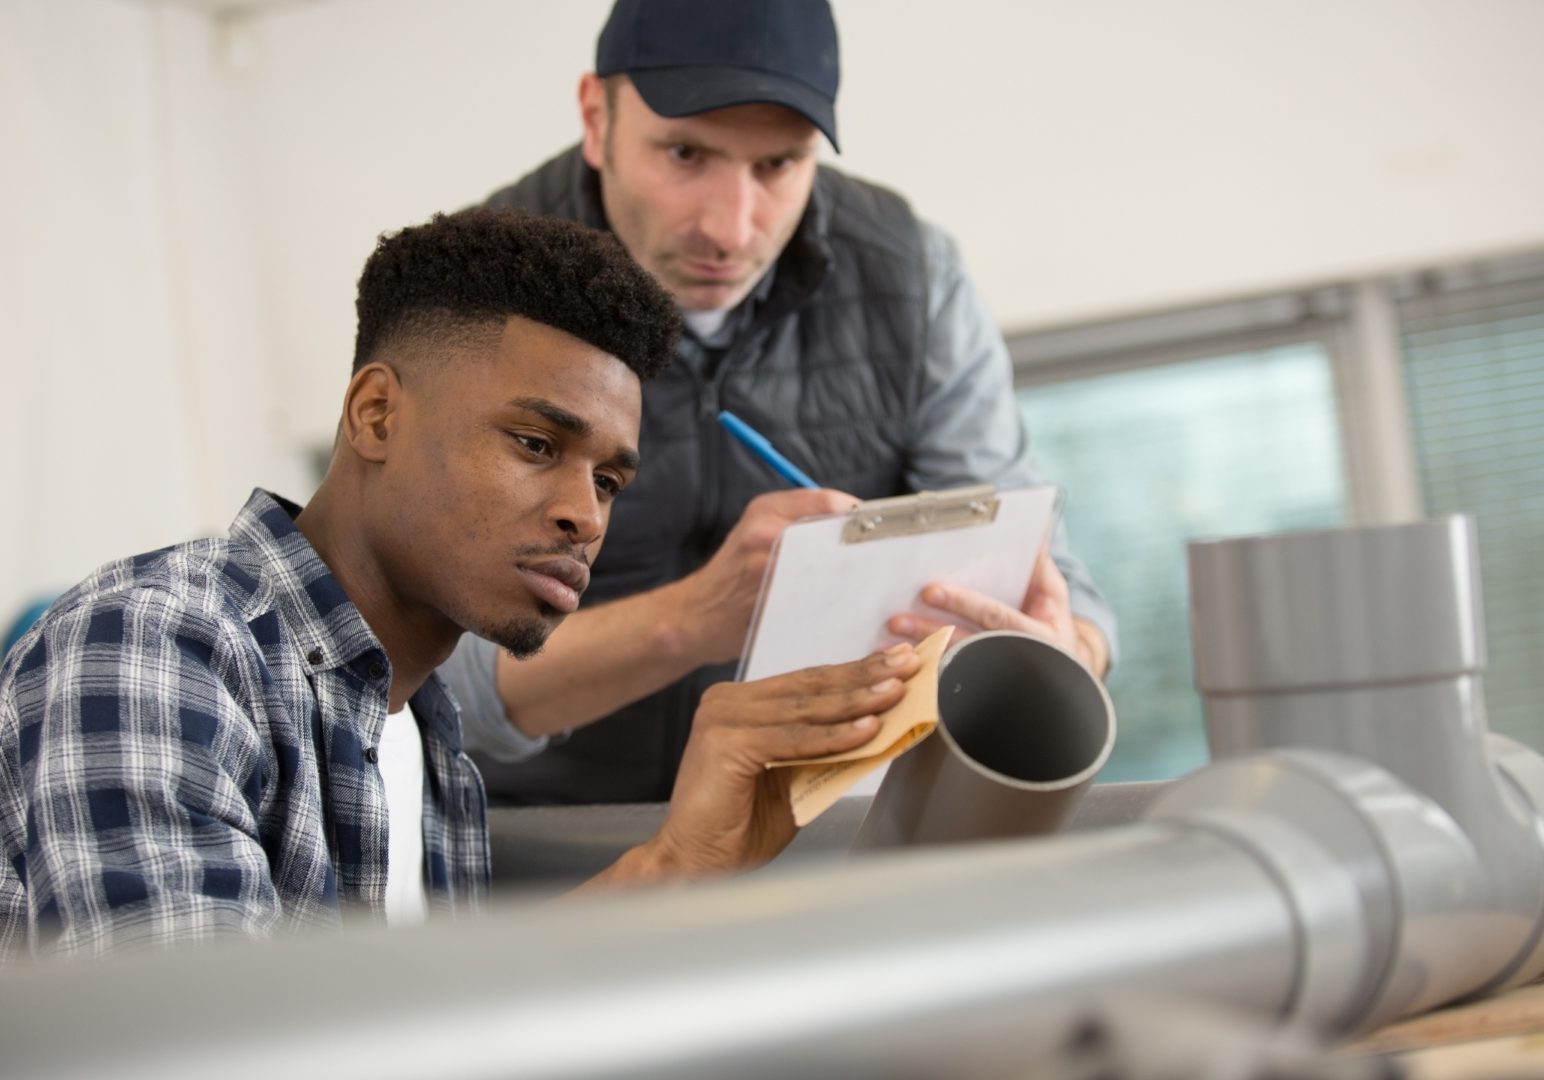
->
[595, 473, 623, 498]
[512, 433, 553, 458]
[666, 144, 699, 164]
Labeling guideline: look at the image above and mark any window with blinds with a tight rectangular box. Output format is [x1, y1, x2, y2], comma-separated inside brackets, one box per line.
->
[1399, 270, 1544, 749]
[1017, 343, 1349, 780]
[1009, 255, 1544, 779]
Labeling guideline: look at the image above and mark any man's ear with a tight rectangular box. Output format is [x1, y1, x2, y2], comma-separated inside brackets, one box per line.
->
[340, 362, 402, 465]
[579, 72, 609, 171]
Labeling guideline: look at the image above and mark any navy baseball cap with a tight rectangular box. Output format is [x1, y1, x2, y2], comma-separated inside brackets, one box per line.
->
[595, 0, 841, 150]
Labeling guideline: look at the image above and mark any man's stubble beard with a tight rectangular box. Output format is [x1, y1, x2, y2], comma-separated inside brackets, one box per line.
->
[483, 612, 554, 660]
[485, 543, 586, 659]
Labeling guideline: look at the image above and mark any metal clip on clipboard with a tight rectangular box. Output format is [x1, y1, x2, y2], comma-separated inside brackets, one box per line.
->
[841, 485, 1001, 545]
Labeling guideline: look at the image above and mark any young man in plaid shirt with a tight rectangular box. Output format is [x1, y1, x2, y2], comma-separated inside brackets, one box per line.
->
[0, 209, 921, 959]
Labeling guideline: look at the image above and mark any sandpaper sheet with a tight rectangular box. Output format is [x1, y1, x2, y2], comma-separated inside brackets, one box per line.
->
[768, 626, 953, 826]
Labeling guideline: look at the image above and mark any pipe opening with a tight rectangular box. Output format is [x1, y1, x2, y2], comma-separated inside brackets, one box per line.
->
[938, 633, 1113, 786]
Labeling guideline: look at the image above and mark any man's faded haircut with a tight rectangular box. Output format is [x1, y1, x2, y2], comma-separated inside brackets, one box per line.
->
[352, 208, 679, 378]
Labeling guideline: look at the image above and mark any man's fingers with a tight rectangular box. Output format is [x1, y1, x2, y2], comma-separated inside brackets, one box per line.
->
[756, 676, 907, 728]
[763, 713, 882, 763]
[727, 486, 863, 569]
[888, 611, 955, 641]
[746, 486, 857, 525]
[892, 593, 1065, 646]
[741, 488, 853, 549]
[1029, 593, 1061, 625]
[696, 673, 902, 768]
[897, 557, 1085, 664]
[1025, 547, 1070, 608]
[760, 646, 918, 703]
[919, 582, 1022, 632]
[700, 646, 919, 729]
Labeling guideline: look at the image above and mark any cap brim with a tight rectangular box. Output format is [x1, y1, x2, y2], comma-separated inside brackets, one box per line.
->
[628, 65, 839, 152]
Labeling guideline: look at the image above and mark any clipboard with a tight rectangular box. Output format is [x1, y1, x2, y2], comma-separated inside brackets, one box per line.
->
[737, 484, 1063, 683]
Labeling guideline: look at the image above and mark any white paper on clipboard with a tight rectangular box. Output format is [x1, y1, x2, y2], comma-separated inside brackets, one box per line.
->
[737, 484, 1063, 684]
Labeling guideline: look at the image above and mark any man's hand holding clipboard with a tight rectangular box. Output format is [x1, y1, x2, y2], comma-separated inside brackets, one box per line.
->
[889, 547, 1110, 679]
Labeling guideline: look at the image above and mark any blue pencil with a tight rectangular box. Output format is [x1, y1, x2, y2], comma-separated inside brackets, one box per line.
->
[717, 410, 819, 489]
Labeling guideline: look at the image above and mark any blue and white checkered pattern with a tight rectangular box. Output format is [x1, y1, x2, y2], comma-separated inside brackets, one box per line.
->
[0, 490, 489, 959]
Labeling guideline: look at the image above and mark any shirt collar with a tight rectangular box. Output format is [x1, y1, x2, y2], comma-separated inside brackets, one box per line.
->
[230, 490, 465, 753]
[228, 489, 385, 677]
[682, 267, 778, 350]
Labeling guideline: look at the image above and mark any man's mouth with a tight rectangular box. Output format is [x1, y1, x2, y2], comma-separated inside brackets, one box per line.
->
[515, 557, 590, 615]
[682, 259, 745, 283]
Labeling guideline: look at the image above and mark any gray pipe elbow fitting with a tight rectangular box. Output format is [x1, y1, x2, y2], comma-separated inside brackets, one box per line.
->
[1185, 515, 1544, 1033]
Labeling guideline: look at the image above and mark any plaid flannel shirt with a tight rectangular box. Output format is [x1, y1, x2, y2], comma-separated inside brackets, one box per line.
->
[0, 490, 489, 960]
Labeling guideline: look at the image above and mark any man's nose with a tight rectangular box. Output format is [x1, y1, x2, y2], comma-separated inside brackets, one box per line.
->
[698, 168, 756, 255]
[548, 469, 605, 546]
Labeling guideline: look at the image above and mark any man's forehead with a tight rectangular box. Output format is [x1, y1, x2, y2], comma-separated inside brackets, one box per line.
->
[495, 317, 642, 397]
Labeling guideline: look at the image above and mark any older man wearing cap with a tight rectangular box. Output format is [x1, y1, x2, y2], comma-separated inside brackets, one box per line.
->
[441, 0, 1118, 807]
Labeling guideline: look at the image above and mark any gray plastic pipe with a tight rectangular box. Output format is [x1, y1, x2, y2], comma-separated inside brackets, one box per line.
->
[1186, 514, 1544, 1021]
[853, 630, 1115, 849]
[2, 749, 1515, 1080]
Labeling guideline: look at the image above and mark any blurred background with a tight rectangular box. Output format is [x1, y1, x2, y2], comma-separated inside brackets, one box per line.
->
[3, 0, 1542, 780]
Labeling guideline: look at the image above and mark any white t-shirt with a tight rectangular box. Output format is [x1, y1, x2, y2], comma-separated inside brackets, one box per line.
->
[378, 702, 428, 926]
[682, 307, 730, 341]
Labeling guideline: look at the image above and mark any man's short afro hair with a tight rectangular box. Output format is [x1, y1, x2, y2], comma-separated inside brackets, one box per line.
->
[352, 208, 679, 379]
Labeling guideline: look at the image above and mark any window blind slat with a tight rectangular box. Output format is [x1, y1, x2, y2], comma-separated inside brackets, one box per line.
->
[1401, 284, 1544, 749]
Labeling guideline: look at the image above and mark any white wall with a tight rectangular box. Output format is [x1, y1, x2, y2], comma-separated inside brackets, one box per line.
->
[227, 0, 612, 447]
[0, 0, 305, 627]
[1, 0, 198, 623]
[4, 0, 1544, 626]
[225, 0, 1544, 449]
[843, 0, 1544, 324]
